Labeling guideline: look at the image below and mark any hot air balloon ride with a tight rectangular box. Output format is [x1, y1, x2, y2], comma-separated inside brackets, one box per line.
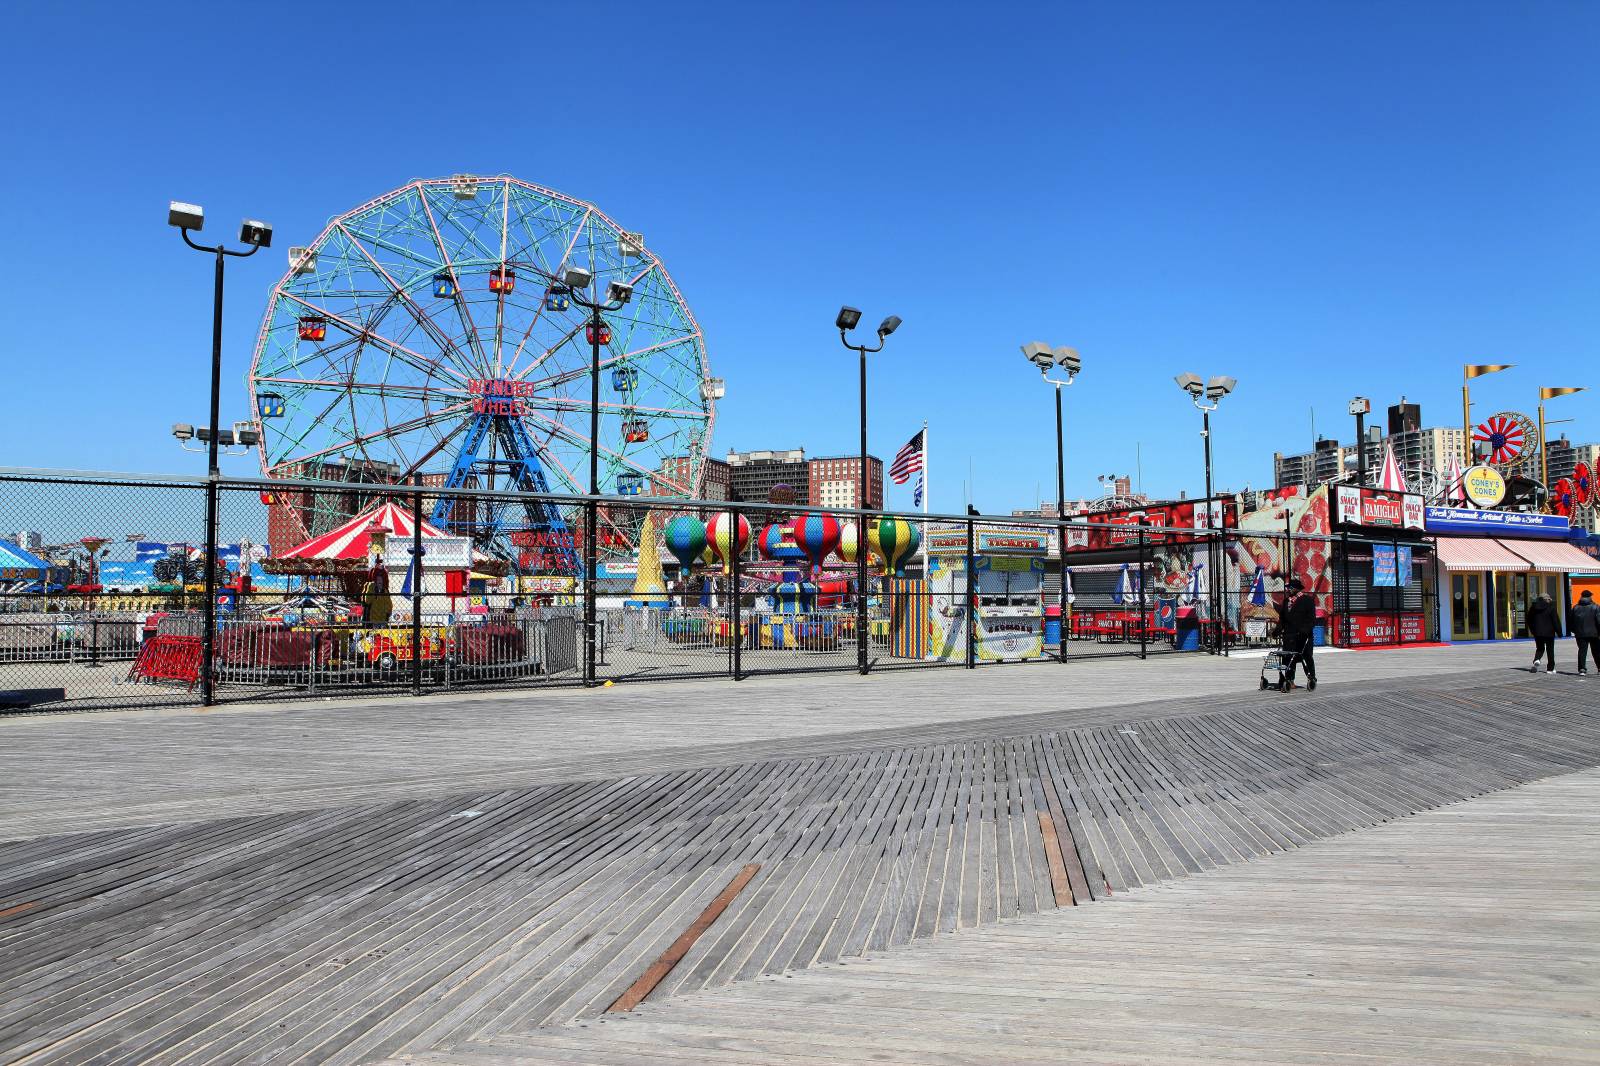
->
[867, 517, 922, 577]
[790, 513, 842, 573]
[705, 511, 751, 575]
[837, 521, 860, 565]
[663, 515, 708, 572]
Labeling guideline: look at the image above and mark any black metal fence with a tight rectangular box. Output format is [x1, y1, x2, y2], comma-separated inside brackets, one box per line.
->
[0, 469, 1439, 712]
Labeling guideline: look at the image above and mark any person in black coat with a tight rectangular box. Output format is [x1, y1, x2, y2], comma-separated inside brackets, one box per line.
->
[1525, 595, 1560, 673]
[1279, 578, 1317, 690]
[1572, 589, 1600, 676]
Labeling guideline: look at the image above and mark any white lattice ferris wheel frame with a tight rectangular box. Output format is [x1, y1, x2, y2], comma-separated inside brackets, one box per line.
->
[245, 175, 718, 536]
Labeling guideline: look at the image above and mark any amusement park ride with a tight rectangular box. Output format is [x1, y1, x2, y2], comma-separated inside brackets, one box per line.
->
[246, 175, 718, 565]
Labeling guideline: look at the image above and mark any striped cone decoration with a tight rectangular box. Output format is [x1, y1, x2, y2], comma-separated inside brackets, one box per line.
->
[1376, 441, 1407, 492]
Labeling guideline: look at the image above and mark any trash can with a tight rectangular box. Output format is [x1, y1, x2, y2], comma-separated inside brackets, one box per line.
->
[1044, 603, 1061, 646]
[1175, 605, 1201, 651]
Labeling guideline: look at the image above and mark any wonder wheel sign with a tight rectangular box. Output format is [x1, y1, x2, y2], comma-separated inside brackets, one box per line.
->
[1472, 411, 1538, 467]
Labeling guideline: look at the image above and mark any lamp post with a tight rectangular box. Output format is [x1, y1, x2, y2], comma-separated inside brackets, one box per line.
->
[837, 306, 901, 675]
[1537, 386, 1586, 496]
[1462, 364, 1514, 465]
[564, 266, 633, 686]
[169, 201, 272, 706]
[1021, 342, 1082, 662]
[1348, 396, 1371, 485]
[1175, 373, 1236, 653]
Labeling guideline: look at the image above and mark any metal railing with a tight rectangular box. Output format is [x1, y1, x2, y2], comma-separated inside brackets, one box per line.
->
[0, 467, 1442, 711]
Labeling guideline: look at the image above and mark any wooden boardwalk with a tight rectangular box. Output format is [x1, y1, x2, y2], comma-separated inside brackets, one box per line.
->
[0, 642, 1547, 841]
[0, 662, 1596, 1064]
[402, 768, 1600, 1065]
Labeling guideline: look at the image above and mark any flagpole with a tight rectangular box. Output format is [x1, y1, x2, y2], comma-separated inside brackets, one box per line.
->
[920, 420, 929, 569]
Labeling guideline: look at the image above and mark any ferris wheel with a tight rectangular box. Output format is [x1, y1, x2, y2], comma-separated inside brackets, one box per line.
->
[247, 175, 716, 551]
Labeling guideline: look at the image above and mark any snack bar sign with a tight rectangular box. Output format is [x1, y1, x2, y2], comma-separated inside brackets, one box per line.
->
[1334, 486, 1424, 531]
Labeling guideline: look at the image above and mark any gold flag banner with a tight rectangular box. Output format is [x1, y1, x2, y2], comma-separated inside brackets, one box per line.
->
[1465, 363, 1514, 379]
[1540, 386, 1585, 400]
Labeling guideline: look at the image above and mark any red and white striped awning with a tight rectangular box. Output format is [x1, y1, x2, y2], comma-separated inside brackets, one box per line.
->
[1501, 538, 1600, 573]
[1435, 536, 1599, 573]
[1433, 537, 1530, 571]
[277, 501, 449, 561]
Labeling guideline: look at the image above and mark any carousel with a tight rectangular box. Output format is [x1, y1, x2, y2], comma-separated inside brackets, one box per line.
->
[639, 511, 922, 654]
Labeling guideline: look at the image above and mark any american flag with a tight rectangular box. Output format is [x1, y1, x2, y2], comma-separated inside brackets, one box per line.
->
[889, 429, 924, 485]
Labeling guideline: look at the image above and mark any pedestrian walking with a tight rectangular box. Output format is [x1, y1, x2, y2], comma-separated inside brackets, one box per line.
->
[1571, 589, 1600, 676]
[1278, 578, 1317, 691]
[1525, 594, 1560, 673]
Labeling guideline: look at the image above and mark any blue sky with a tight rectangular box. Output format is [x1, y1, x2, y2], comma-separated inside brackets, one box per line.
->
[1, 1, 1595, 516]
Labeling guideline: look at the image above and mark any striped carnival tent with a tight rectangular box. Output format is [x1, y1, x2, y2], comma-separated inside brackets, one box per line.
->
[263, 501, 504, 575]
[1376, 441, 1408, 493]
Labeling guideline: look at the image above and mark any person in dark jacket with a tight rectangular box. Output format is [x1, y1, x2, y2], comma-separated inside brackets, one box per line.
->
[1572, 589, 1600, 676]
[1525, 595, 1560, 673]
[1280, 578, 1317, 690]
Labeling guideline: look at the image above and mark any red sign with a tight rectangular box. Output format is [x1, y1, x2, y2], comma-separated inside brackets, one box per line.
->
[509, 529, 628, 549]
[1334, 486, 1425, 530]
[1336, 611, 1426, 646]
[1066, 497, 1237, 552]
[469, 379, 534, 415]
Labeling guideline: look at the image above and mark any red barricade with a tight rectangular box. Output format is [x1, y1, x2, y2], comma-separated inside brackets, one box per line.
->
[127, 634, 203, 689]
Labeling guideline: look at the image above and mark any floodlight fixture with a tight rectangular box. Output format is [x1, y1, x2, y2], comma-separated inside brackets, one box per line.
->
[1021, 341, 1053, 371]
[836, 306, 862, 331]
[1205, 375, 1236, 400]
[877, 314, 902, 338]
[239, 219, 273, 248]
[233, 424, 262, 447]
[1174, 372, 1204, 396]
[168, 201, 204, 230]
[1054, 346, 1082, 374]
[562, 265, 593, 290]
[172, 423, 195, 441]
[606, 280, 633, 305]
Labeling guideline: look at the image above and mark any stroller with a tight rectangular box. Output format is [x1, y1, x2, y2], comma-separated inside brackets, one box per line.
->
[1260, 634, 1311, 692]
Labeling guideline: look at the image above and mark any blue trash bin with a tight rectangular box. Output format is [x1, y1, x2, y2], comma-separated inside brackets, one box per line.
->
[1044, 604, 1061, 646]
[1175, 606, 1200, 650]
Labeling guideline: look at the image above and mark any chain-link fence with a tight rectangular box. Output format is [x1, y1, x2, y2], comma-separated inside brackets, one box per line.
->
[0, 470, 1448, 712]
